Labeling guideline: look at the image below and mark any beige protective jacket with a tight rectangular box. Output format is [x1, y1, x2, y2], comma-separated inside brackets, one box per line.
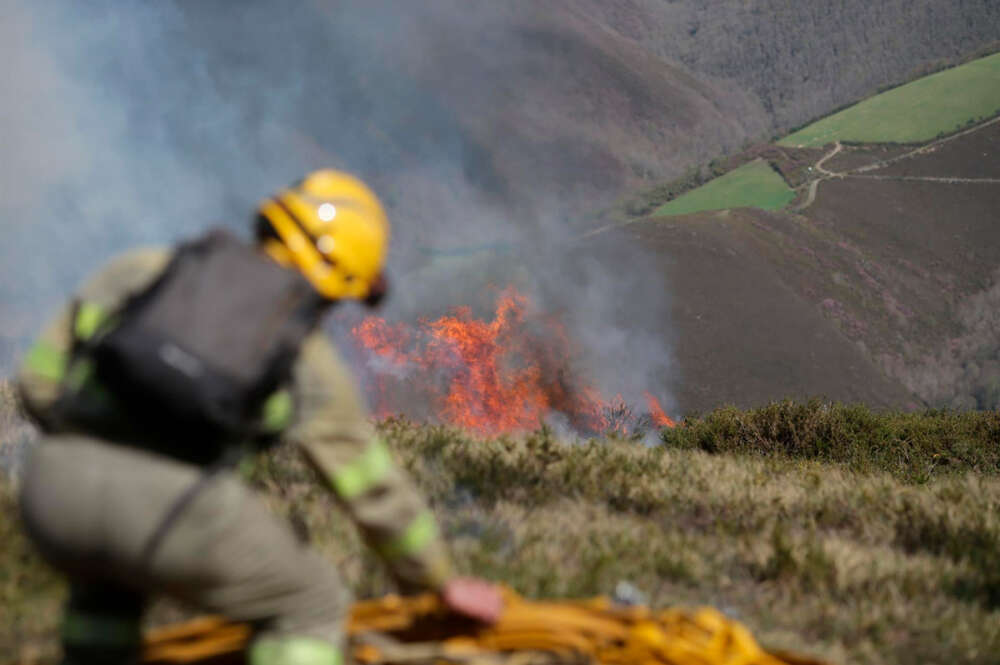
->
[17, 246, 452, 592]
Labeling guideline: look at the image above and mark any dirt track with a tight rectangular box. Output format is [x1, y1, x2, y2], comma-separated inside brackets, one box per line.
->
[794, 141, 842, 209]
[794, 116, 1000, 211]
[848, 175, 1000, 184]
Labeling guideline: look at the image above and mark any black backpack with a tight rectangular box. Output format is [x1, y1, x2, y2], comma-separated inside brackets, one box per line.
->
[64, 229, 328, 454]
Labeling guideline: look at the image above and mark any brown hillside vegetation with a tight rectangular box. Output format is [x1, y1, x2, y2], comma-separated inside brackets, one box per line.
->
[369, 0, 1000, 217]
[344, 1, 768, 217]
[144, 1, 1000, 224]
[603, 119, 1000, 414]
[577, 0, 1000, 130]
[579, 216, 915, 414]
[872, 122, 1000, 179]
[807, 171, 1000, 408]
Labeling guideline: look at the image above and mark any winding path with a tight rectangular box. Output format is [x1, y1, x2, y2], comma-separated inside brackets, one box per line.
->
[793, 141, 842, 210]
[814, 141, 843, 176]
[793, 116, 1000, 211]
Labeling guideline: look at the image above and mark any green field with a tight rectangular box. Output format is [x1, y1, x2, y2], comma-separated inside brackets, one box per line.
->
[653, 159, 795, 216]
[780, 52, 1000, 147]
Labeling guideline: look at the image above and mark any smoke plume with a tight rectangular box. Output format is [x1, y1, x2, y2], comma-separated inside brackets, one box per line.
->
[1, 1, 683, 424]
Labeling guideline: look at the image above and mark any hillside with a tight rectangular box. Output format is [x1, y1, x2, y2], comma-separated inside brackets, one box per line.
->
[578, 0, 1000, 132]
[612, 119, 1000, 413]
[587, 48, 1000, 415]
[5, 2, 1000, 409]
[324, 1, 1000, 218]
[578, 213, 916, 414]
[780, 53, 1000, 146]
[802, 130, 1000, 409]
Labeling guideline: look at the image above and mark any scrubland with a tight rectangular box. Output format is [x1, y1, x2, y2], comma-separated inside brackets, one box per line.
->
[3, 385, 1000, 665]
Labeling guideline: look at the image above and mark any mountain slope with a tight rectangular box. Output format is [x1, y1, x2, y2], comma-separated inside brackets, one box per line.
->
[576, 0, 1000, 131]
[4, 2, 1000, 414]
[581, 212, 917, 414]
[599, 116, 1000, 414]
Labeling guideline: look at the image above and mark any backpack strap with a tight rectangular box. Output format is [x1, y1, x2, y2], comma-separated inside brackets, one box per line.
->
[136, 444, 246, 570]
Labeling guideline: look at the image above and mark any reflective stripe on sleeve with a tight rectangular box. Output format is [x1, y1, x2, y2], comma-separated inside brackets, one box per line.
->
[260, 389, 294, 433]
[62, 612, 141, 646]
[24, 341, 68, 382]
[74, 302, 108, 340]
[329, 439, 393, 500]
[377, 510, 439, 561]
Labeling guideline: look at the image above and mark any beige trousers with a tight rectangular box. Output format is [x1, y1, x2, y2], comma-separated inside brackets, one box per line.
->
[19, 434, 350, 645]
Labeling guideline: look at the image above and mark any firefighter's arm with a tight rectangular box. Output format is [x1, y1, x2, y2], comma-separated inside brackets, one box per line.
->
[16, 248, 171, 426]
[287, 333, 453, 592]
[16, 301, 75, 424]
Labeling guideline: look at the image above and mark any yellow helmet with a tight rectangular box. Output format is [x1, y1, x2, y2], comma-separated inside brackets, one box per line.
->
[255, 169, 390, 303]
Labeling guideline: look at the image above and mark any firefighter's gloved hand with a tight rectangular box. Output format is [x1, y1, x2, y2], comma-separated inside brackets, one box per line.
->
[441, 577, 504, 624]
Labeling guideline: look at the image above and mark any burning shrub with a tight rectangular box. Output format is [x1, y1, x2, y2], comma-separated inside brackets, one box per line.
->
[351, 286, 674, 436]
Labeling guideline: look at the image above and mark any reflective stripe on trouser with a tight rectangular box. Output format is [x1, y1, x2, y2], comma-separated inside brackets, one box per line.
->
[19, 434, 351, 646]
[250, 637, 344, 665]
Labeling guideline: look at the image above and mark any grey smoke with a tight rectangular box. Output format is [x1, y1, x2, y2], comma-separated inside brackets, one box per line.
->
[1, 1, 677, 421]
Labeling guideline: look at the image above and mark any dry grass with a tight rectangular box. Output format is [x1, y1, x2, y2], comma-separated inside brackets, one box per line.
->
[0, 381, 35, 480]
[5, 406, 1000, 664]
[251, 416, 1000, 664]
[0, 478, 65, 663]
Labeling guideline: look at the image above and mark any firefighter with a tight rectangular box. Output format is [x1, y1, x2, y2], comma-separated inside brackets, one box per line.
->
[17, 170, 502, 665]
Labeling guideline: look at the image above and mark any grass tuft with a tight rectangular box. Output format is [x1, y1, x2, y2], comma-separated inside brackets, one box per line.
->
[663, 399, 1000, 483]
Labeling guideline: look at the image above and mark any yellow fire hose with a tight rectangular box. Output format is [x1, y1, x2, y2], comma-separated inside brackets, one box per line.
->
[142, 588, 829, 665]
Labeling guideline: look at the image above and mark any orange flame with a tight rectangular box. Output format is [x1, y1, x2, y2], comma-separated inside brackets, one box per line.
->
[644, 392, 678, 428]
[351, 286, 675, 436]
